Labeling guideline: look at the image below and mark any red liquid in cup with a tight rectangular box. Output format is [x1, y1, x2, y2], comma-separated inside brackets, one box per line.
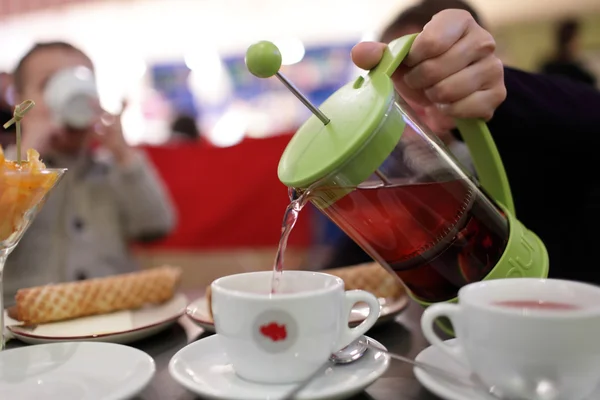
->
[494, 300, 580, 310]
[320, 179, 509, 302]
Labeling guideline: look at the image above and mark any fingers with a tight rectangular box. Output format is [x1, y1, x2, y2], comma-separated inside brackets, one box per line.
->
[404, 26, 496, 91]
[120, 99, 128, 116]
[436, 83, 507, 121]
[423, 55, 504, 105]
[404, 9, 474, 67]
[349, 9, 506, 122]
[402, 9, 505, 121]
[351, 10, 477, 72]
[350, 42, 429, 106]
[93, 99, 126, 135]
[351, 42, 387, 70]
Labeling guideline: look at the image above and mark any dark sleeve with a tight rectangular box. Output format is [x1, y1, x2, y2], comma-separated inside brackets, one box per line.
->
[476, 67, 600, 283]
[537, 61, 597, 87]
[451, 65, 600, 154]
[487, 66, 600, 144]
[539, 61, 552, 75]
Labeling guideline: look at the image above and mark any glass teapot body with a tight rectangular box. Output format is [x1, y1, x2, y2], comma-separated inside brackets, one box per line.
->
[301, 93, 509, 303]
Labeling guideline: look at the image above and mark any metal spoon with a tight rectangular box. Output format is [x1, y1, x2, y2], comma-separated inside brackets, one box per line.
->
[282, 336, 558, 400]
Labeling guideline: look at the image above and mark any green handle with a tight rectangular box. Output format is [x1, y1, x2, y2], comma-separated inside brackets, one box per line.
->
[454, 119, 514, 214]
[369, 34, 515, 215]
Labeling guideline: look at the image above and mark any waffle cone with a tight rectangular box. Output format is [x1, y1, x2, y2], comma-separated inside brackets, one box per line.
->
[206, 284, 213, 319]
[12, 266, 182, 325]
[325, 262, 405, 299]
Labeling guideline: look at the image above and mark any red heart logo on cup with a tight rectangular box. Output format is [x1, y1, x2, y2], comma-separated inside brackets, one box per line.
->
[260, 322, 287, 342]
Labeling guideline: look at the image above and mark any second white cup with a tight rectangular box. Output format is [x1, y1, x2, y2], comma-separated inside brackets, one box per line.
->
[421, 278, 600, 400]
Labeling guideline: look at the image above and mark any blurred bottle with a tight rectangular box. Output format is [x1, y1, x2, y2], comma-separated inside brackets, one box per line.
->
[44, 66, 100, 129]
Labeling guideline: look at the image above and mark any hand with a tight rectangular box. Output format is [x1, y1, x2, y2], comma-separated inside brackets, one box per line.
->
[94, 101, 134, 165]
[351, 9, 506, 121]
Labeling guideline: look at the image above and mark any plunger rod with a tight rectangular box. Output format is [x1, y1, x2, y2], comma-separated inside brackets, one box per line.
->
[276, 72, 330, 125]
[375, 170, 392, 185]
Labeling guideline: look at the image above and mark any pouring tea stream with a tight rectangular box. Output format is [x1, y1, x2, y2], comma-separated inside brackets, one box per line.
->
[246, 41, 395, 294]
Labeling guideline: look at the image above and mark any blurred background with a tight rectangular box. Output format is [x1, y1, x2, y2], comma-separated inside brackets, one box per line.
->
[1, 0, 599, 289]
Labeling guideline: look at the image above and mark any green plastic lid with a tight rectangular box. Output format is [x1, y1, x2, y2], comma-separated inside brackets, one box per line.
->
[245, 35, 516, 213]
[277, 35, 417, 190]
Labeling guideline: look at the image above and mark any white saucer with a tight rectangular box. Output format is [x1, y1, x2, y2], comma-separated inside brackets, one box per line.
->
[7, 293, 187, 345]
[186, 295, 408, 332]
[169, 334, 390, 400]
[0, 342, 155, 400]
[414, 339, 600, 400]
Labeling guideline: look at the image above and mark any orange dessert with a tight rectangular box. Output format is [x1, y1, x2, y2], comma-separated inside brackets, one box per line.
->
[0, 146, 61, 243]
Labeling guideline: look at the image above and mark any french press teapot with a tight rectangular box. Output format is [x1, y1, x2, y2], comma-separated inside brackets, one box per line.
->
[245, 34, 548, 309]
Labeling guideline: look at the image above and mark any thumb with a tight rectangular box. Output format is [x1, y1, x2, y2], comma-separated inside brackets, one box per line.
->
[351, 42, 387, 70]
[351, 41, 430, 107]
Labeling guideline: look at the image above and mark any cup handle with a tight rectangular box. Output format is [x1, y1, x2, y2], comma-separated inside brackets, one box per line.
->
[334, 290, 381, 352]
[420, 303, 468, 366]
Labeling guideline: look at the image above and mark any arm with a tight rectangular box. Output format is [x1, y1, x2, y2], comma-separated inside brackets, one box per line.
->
[110, 150, 177, 242]
[486, 67, 600, 283]
[488, 66, 600, 144]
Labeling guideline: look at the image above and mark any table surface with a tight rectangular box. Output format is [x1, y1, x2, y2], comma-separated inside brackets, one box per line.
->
[6, 292, 443, 400]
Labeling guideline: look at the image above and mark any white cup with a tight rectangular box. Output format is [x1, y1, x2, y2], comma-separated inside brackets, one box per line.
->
[211, 270, 381, 384]
[421, 278, 600, 400]
[44, 66, 99, 129]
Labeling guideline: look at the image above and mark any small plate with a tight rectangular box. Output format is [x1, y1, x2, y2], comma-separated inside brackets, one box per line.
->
[169, 334, 389, 400]
[0, 341, 155, 400]
[414, 339, 600, 400]
[7, 293, 187, 345]
[186, 295, 409, 332]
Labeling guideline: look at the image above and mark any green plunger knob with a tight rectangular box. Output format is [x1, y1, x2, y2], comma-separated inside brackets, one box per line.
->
[245, 40, 331, 125]
[245, 41, 282, 78]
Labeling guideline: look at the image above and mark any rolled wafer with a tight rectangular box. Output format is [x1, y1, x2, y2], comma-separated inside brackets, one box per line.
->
[206, 284, 213, 319]
[12, 266, 182, 325]
[325, 262, 405, 299]
[205, 262, 404, 319]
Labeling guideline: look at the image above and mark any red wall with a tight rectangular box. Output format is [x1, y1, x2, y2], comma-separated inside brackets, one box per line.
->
[138, 135, 313, 250]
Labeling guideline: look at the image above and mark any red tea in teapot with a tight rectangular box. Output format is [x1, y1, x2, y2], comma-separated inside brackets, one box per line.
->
[320, 178, 509, 302]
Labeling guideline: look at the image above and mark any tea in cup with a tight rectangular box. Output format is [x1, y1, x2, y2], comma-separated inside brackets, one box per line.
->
[421, 278, 600, 400]
[210, 270, 381, 384]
